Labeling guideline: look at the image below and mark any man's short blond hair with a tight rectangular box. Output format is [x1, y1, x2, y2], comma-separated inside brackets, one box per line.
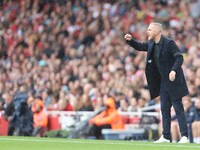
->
[150, 22, 162, 33]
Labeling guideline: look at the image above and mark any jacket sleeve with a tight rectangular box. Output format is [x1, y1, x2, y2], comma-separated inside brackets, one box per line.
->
[89, 111, 106, 125]
[168, 40, 183, 72]
[126, 38, 148, 52]
[95, 112, 118, 126]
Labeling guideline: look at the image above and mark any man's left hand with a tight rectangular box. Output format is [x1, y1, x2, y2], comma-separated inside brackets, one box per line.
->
[169, 70, 176, 81]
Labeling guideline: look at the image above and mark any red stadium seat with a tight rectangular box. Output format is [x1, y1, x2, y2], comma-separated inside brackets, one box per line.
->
[48, 115, 61, 131]
[0, 112, 9, 136]
[120, 115, 129, 124]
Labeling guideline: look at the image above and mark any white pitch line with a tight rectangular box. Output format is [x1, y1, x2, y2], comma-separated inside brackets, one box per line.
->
[0, 138, 200, 148]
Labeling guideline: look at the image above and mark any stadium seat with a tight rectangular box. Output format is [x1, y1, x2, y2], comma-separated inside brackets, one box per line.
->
[0, 112, 9, 136]
[48, 115, 61, 131]
[120, 115, 129, 124]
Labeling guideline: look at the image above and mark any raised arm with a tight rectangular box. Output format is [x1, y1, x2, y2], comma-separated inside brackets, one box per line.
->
[124, 34, 148, 52]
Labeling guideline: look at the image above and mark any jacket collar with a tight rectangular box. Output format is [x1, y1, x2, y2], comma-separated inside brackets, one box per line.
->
[147, 35, 165, 61]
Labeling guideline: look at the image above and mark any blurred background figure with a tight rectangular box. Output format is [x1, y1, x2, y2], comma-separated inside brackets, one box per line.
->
[12, 85, 33, 136]
[32, 100, 48, 137]
[118, 99, 128, 112]
[3, 91, 15, 135]
[192, 97, 200, 144]
[89, 97, 124, 139]
[127, 97, 138, 112]
[79, 94, 93, 111]
[57, 98, 73, 111]
[46, 92, 59, 111]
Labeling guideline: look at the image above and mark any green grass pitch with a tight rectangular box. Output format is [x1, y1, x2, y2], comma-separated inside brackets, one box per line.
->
[0, 136, 199, 150]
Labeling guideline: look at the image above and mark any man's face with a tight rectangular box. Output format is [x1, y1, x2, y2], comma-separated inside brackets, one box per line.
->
[104, 105, 110, 111]
[147, 24, 156, 41]
[35, 104, 42, 113]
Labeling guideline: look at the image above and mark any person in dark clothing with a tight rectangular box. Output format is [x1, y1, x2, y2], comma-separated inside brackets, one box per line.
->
[11, 86, 33, 136]
[3, 92, 15, 135]
[191, 97, 200, 144]
[125, 22, 189, 143]
[79, 94, 93, 111]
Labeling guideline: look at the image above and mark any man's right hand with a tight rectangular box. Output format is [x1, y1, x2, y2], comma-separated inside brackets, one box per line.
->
[124, 34, 132, 41]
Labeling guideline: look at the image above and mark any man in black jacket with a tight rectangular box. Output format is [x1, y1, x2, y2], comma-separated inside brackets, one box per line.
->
[3, 92, 15, 135]
[12, 86, 33, 136]
[125, 22, 189, 143]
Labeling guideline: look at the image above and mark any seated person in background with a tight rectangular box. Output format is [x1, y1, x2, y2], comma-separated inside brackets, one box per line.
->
[47, 92, 59, 111]
[171, 96, 195, 143]
[192, 97, 200, 144]
[127, 97, 138, 112]
[89, 97, 124, 139]
[118, 99, 128, 112]
[79, 94, 93, 111]
[32, 100, 48, 137]
[136, 97, 147, 111]
[58, 98, 73, 111]
[93, 96, 103, 112]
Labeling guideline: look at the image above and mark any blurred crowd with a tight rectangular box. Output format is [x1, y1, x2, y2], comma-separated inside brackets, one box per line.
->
[0, 0, 200, 142]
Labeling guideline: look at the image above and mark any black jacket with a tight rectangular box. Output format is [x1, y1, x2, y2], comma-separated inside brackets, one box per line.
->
[126, 35, 189, 101]
[12, 91, 33, 133]
[79, 105, 94, 111]
[4, 101, 15, 121]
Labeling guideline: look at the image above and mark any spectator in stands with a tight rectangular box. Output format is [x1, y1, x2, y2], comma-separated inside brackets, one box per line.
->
[93, 96, 103, 112]
[137, 97, 147, 111]
[118, 99, 128, 112]
[79, 94, 93, 111]
[42, 88, 52, 108]
[32, 100, 48, 137]
[192, 97, 200, 144]
[190, 0, 200, 19]
[127, 97, 138, 112]
[155, 1, 169, 28]
[124, 88, 139, 104]
[111, 91, 124, 109]
[57, 98, 73, 111]
[46, 92, 59, 111]
[89, 97, 124, 139]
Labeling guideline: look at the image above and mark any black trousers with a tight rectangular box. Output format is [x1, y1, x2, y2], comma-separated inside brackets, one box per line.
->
[160, 79, 188, 140]
[7, 124, 15, 136]
[90, 124, 111, 139]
